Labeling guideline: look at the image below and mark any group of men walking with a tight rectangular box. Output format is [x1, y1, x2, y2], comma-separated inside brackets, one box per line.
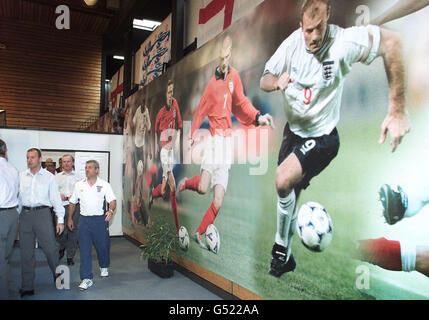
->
[0, 140, 116, 299]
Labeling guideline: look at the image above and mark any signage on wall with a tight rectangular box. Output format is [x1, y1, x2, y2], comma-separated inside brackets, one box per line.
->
[135, 14, 172, 87]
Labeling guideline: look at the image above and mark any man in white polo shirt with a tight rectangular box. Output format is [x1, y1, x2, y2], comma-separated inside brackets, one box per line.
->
[68, 160, 116, 290]
[56, 154, 81, 266]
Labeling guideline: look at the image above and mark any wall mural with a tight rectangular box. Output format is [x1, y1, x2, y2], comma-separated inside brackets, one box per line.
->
[122, 0, 429, 299]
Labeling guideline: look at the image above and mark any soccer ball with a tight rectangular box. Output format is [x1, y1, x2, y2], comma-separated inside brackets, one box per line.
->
[296, 201, 333, 252]
[137, 160, 144, 176]
[178, 226, 189, 251]
[205, 224, 220, 254]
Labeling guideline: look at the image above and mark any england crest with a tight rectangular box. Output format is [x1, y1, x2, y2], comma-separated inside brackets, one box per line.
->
[322, 61, 334, 81]
[228, 79, 234, 94]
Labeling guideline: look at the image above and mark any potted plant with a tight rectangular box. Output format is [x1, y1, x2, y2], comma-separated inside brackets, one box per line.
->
[139, 217, 179, 278]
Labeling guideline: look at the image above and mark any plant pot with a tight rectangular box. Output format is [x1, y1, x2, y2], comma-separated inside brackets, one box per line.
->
[148, 258, 174, 278]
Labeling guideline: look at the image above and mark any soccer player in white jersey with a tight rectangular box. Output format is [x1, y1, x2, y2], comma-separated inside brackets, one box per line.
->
[260, 0, 410, 277]
[372, 0, 429, 25]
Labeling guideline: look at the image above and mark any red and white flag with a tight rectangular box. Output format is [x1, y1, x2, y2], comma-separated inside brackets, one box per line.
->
[109, 65, 124, 110]
[197, 0, 264, 48]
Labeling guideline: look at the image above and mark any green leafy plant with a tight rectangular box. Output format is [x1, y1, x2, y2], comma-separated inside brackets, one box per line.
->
[139, 217, 179, 265]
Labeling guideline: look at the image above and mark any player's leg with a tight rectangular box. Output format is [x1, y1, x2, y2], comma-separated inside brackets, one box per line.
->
[179, 169, 211, 194]
[416, 246, 429, 277]
[167, 171, 181, 233]
[131, 176, 141, 224]
[358, 238, 402, 271]
[151, 147, 171, 203]
[270, 153, 303, 277]
[406, 189, 429, 218]
[194, 184, 225, 249]
[193, 165, 226, 248]
[380, 184, 429, 224]
[151, 169, 167, 198]
[270, 125, 340, 277]
[196, 184, 225, 234]
[358, 238, 429, 277]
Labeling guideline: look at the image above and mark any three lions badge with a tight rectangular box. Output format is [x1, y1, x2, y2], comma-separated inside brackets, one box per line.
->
[322, 61, 334, 81]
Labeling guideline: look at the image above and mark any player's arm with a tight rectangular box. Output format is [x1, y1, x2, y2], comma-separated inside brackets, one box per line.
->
[190, 94, 209, 142]
[260, 72, 294, 92]
[232, 73, 274, 128]
[378, 28, 410, 152]
[260, 38, 294, 92]
[372, 0, 429, 25]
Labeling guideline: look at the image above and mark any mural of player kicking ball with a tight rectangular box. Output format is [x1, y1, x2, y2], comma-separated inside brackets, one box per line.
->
[149, 80, 189, 247]
[260, 0, 410, 277]
[178, 36, 274, 252]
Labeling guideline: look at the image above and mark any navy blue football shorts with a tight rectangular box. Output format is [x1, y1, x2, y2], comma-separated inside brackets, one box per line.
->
[277, 123, 340, 193]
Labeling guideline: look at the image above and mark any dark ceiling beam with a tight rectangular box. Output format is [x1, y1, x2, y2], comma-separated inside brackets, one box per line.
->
[171, 0, 184, 64]
[22, 0, 115, 18]
[105, 0, 153, 41]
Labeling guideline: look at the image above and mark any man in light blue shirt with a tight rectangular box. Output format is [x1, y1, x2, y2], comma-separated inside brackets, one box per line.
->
[19, 148, 65, 298]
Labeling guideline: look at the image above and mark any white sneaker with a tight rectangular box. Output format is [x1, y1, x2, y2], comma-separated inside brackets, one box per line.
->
[100, 267, 109, 277]
[178, 177, 188, 192]
[193, 232, 208, 249]
[78, 279, 93, 290]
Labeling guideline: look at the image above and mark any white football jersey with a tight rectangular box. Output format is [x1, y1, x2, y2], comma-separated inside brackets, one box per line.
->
[263, 24, 381, 138]
[133, 105, 151, 147]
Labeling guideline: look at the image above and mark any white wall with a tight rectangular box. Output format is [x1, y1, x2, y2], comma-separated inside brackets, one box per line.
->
[0, 128, 123, 236]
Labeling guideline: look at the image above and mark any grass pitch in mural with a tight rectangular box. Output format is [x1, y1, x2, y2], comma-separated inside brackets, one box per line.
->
[122, 0, 429, 299]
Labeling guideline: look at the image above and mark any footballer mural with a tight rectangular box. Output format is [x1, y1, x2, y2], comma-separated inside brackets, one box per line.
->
[122, 0, 429, 300]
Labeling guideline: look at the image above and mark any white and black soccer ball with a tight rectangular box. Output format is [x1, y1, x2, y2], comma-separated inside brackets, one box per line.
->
[137, 160, 144, 176]
[178, 226, 189, 251]
[205, 224, 220, 254]
[296, 201, 333, 252]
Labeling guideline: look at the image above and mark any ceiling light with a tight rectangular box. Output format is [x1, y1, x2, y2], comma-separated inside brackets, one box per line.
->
[113, 55, 124, 60]
[0, 43, 6, 49]
[133, 19, 162, 31]
[83, 0, 98, 7]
